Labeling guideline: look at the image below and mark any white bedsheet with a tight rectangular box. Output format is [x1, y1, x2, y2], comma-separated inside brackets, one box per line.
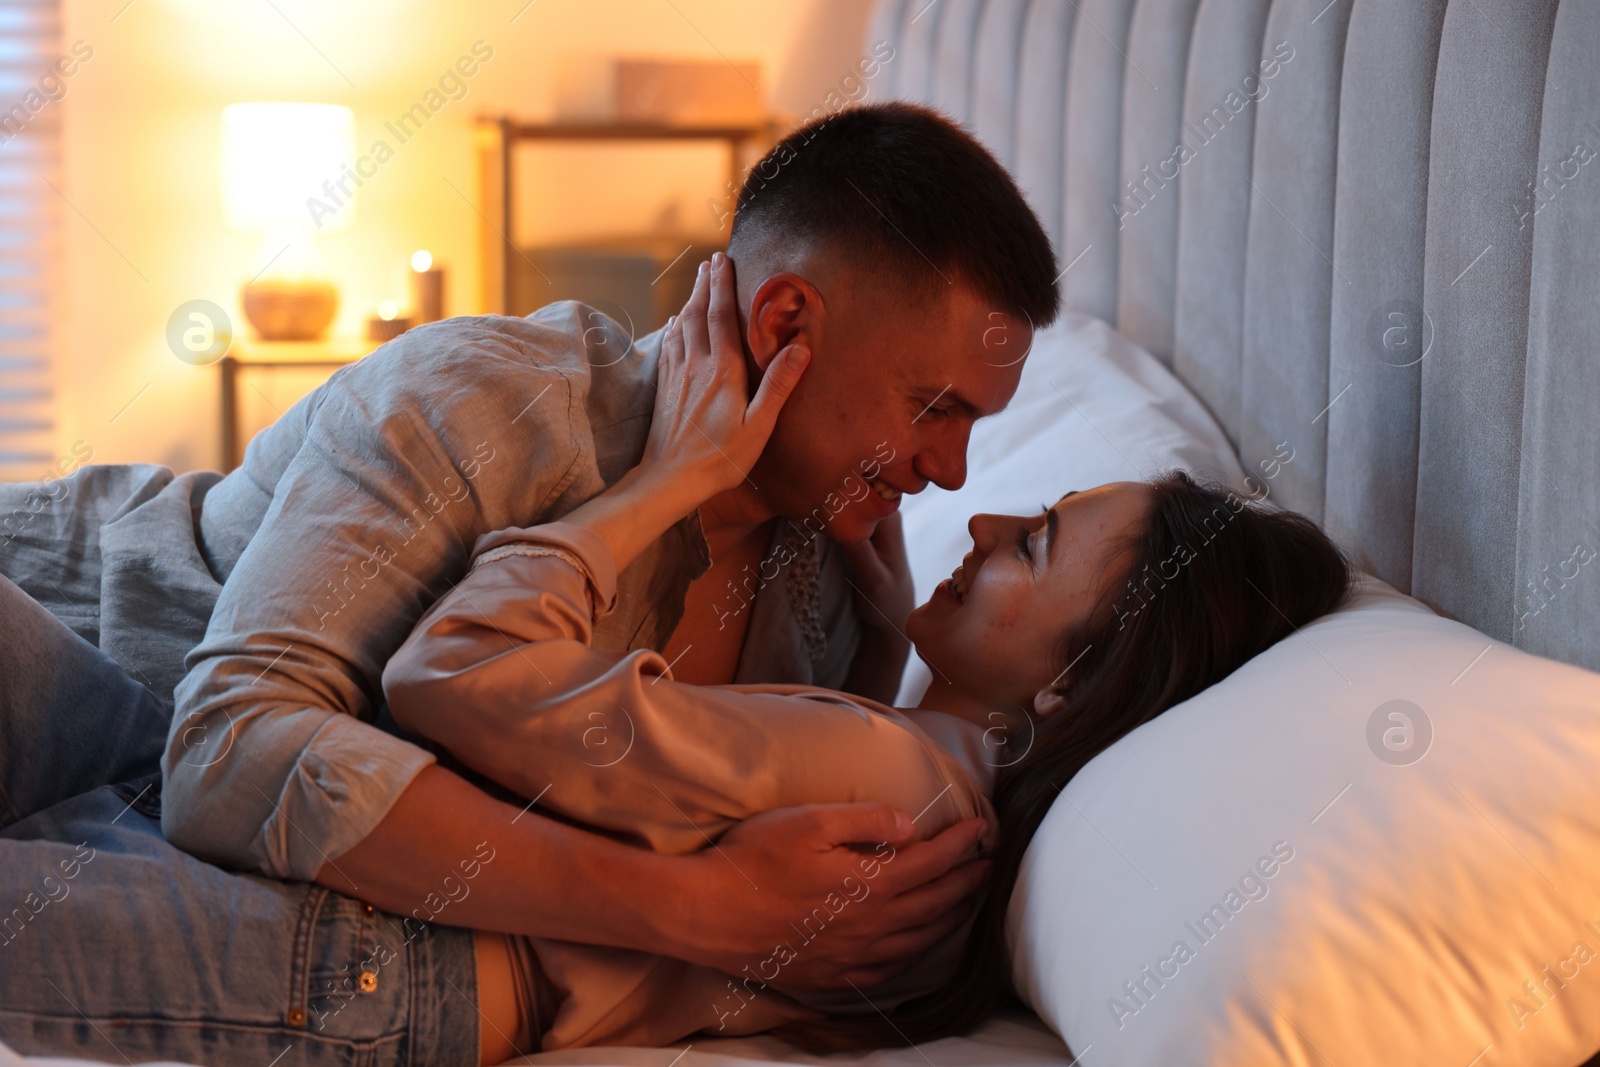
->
[6, 1005, 1070, 1067]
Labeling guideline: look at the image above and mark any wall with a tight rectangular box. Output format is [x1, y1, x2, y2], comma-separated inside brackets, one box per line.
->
[53, 0, 874, 473]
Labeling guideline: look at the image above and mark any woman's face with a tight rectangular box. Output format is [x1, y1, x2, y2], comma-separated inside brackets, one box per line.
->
[906, 482, 1152, 714]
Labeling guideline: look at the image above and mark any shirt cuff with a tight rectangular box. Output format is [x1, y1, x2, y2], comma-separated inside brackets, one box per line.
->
[467, 520, 619, 620]
[252, 712, 438, 881]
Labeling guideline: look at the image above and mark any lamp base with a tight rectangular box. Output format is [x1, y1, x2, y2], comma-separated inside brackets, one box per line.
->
[241, 279, 339, 341]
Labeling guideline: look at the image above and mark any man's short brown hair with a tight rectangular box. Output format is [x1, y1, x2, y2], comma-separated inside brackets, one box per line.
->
[730, 101, 1060, 328]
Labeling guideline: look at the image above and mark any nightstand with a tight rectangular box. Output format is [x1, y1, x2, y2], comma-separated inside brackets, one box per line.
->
[220, 339, 375, 471]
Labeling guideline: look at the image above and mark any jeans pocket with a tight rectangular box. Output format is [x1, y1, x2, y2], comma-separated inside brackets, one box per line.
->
[297, 889, 410, 1048]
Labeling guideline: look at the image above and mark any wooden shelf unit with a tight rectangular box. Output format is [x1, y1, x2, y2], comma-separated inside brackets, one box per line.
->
[474, 117, 776, 315]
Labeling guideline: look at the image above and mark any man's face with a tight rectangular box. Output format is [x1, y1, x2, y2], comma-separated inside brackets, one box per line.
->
[750, 276, 1032, 543]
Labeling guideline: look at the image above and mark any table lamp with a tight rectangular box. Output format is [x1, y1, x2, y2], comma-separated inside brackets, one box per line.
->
[222, 102, 354, 340]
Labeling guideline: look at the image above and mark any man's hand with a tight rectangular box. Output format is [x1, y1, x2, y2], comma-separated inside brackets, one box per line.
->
[662, 802, 990, 990]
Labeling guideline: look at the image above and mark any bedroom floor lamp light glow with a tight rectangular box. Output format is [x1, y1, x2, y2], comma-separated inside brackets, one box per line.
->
[221, 102, 354, 340]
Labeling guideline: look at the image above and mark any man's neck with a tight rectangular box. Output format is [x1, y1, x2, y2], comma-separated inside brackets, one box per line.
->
[696, 482, 778, 561]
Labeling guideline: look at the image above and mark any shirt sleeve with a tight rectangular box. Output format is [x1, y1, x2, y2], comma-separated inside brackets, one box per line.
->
[382, 522, 988, 855]
[161, 308, 643, 878]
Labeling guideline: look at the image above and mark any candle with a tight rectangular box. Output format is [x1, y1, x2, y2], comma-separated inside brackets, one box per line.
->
[366, 299, 413, 342]
[411, 249, 444, 324]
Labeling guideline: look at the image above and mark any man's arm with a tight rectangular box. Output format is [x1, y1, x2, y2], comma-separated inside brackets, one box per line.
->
[319, 764, 990, 990]
[161, 313, 597, 877]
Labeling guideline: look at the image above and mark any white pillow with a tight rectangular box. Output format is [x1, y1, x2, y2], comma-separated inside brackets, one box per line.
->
[895, 312, 1247, 704]
[1010, 574, 1600, 1066]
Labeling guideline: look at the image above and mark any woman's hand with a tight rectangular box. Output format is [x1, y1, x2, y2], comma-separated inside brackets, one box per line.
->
[639, 252, 810, 501]
[837, 513, 916, 703]
[835, 512, 915, 635]
[561, 252, 810, 576]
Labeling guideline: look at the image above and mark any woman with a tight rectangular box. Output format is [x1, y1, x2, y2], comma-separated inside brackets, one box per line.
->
[381, 270, 1353, 1057]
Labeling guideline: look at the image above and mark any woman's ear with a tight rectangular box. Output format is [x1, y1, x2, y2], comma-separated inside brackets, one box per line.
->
[1032, 688, 1068, 718]
[747, 272, 823, 373]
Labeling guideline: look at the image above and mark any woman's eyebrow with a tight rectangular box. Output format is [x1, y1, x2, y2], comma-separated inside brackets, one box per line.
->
[1043, 490, 1076, 563]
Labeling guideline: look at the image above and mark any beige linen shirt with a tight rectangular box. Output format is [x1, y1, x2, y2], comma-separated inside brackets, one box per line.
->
[383, 520, 999, 1050]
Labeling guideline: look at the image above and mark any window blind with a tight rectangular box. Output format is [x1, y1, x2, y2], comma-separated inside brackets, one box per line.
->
[0, 0, 58, 480]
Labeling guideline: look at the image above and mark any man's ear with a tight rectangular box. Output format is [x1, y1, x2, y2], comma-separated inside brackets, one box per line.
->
[1032, 688, 1068, 718]
[746, 272, 824, 373]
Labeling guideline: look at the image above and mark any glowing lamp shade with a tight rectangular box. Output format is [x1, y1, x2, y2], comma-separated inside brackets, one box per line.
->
[222, 102, 354, 235]
[222, 103, 352, 340]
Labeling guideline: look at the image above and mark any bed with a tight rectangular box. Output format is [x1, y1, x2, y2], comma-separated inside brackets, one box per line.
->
[14, 0, 1599, 1064]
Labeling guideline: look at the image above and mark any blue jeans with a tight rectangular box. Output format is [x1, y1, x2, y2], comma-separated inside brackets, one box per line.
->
[0, 573, 479, 1066]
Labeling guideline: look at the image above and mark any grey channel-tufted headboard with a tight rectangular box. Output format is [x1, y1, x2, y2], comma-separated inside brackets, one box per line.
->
[862, 0, 1600, 674]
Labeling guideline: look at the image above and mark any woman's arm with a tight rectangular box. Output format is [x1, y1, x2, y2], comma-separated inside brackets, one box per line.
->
[383, 520, 992, 852]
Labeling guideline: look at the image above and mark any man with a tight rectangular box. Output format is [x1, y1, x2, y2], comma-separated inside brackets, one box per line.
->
[0, 101, 1058, 1062]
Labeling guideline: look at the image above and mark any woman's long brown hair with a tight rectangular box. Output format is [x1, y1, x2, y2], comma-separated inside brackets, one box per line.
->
[774, 470, 1353, 1052]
